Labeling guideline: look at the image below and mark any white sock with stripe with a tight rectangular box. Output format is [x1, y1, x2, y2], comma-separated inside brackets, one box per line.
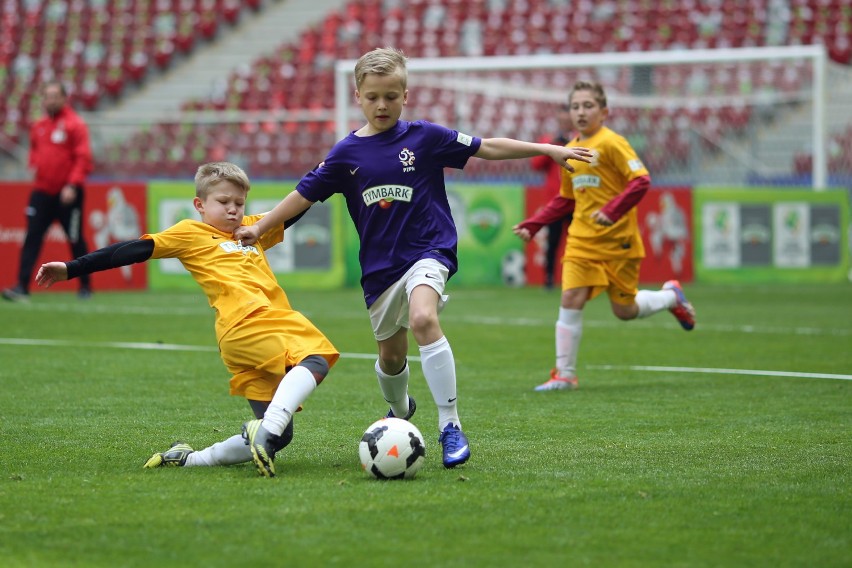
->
[555, 307, 583, 378]
[375, 359, 410, 418]
[185, 434, 251, 467]
[635, 289, 676, 318]
[262, 366, 316, 436]
[420, 336, 460, 431]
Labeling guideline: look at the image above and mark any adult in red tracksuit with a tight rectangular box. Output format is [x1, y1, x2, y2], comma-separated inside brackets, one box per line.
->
[530, 103, 574, 289]
[3, 81, 93, 302]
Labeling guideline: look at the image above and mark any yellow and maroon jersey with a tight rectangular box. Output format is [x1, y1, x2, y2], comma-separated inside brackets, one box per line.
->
[561, 126, 649, 260]
[142, 215, 286, 340]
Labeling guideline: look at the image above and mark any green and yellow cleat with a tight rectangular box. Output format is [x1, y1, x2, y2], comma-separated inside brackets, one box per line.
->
[143, 442, 194, 468]
[242, 419, 279, 478]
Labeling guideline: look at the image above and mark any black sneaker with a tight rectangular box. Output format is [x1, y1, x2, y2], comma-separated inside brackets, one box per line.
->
[1, 286, 30, 303]
[385, 396, 416, 421]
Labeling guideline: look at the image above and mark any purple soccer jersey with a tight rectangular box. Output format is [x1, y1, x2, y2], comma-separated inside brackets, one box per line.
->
[297, 120, 482, 307]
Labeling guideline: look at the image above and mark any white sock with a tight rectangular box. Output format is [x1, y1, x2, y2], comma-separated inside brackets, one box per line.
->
[375, 360, 410, 418]
[185, 434, 251, 467]
[420, 336, 460, 431]
[262, 366, 316, 436]
[635, 289, 676, 318]
[555, 307, 583, 378]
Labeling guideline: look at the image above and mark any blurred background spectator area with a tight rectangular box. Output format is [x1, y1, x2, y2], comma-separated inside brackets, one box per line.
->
[0, 0, 850, 184]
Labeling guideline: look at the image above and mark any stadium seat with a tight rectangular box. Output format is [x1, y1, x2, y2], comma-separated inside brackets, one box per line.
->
[30, 0, 850, 180]
[1, 0, 265, 138]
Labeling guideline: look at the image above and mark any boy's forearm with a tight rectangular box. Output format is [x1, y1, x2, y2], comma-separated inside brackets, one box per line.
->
[478, 138, 552, 161]
[66, 239, 154, 279]
[599, 175, 651, 222]
[516, 195, 575, 238]
[256, 191, 313, 235]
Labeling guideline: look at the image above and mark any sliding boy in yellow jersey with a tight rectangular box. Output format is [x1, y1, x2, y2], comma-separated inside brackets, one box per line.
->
[36, 162, 339, 476]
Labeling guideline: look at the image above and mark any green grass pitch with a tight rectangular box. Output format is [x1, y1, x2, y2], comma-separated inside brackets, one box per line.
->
[0, 283, 849, 567]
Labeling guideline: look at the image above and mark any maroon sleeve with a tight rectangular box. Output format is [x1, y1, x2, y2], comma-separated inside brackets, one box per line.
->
[516, 195, 575, 238]
[599, 175, 650, 222]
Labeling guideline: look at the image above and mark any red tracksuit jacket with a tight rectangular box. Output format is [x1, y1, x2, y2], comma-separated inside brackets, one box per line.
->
[28, 105, 93, 195]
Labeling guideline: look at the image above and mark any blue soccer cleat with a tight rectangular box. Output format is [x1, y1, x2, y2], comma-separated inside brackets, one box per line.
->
[439, 423, 470, 468]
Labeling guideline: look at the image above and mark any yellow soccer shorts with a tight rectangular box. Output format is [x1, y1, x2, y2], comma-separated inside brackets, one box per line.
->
[219, 307, 340, 401]
[561, 256, 641, 305]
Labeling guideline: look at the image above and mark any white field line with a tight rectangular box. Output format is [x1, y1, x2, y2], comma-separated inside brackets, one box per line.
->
[587, 364, 852, 381]
[0, 337, 390, 361]
[1, 338, 849, 381]
[6, 301, 851, 337]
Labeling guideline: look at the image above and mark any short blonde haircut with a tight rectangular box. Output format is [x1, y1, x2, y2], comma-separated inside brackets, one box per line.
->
[194, 162, 250, 199]
[569, 81, 608, 109]
[354, 47, 408, 90]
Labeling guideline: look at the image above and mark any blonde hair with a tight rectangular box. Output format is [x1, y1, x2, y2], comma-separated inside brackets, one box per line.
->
[194, 162, 250, 198]
[569, 81, 608, 109]
[354, 47, 408, 90]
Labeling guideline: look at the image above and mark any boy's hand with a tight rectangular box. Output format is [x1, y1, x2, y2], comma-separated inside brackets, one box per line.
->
[554, 146, 592, 172]
[233, 224, 260, 246]
[59, 185, 77, 205]
[591, 210, 614, 226]
[36, 262, 69, 288]
[512, 223, 534, 242]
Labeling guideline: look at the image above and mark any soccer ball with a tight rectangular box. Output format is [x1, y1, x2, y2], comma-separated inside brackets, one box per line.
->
[501, 249, 526, 287]
[359, 417, 426, 480]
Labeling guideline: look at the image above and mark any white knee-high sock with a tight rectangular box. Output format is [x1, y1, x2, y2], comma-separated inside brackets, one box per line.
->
[185, 434, 252, 467]
[262, 366, 317, 436]
[420, 336, 460, 431]
[376, 360, 410, 418]
[556, 307, 583, 378]
[635, 289, 676, 318]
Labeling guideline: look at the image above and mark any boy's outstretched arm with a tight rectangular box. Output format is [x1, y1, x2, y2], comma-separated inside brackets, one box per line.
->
[513, 195, 575, 242]
[234, 190, 314, 246]
[475, 138, 592, 172]
[36, 239, 154, 288]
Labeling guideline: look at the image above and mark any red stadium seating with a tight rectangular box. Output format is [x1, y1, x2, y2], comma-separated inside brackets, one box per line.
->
[5, 0, 848, 179]
[0, 0, 263, 121]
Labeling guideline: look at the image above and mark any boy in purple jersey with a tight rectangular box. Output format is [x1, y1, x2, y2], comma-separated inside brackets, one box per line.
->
[234, 47, 592, 468]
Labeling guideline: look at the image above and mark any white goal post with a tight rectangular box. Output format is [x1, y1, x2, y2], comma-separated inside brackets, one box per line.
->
[334, 45, 829, 189]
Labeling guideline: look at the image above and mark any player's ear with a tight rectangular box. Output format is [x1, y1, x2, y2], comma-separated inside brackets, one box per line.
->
[193, 196, 204, 213]
[403, 89, 408, 105]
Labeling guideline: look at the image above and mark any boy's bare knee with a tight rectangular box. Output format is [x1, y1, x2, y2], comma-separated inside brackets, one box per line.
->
[409, 309, 438, 334]
[612, 303, 638, 321]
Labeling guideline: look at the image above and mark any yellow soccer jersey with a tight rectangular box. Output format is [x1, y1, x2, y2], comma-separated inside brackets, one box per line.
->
[561, 126, 649, 260]
[142, 215, 286, 339]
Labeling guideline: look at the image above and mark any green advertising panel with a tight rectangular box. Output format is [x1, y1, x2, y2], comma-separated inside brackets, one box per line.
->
[694, 187, 849, 283]
[452, 183, 526, 286]
[146, 181, 346, 290]
[342, 182, 526, 289]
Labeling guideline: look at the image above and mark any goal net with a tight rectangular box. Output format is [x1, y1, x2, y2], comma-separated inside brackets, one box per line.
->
[334, 45, 841, 189]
